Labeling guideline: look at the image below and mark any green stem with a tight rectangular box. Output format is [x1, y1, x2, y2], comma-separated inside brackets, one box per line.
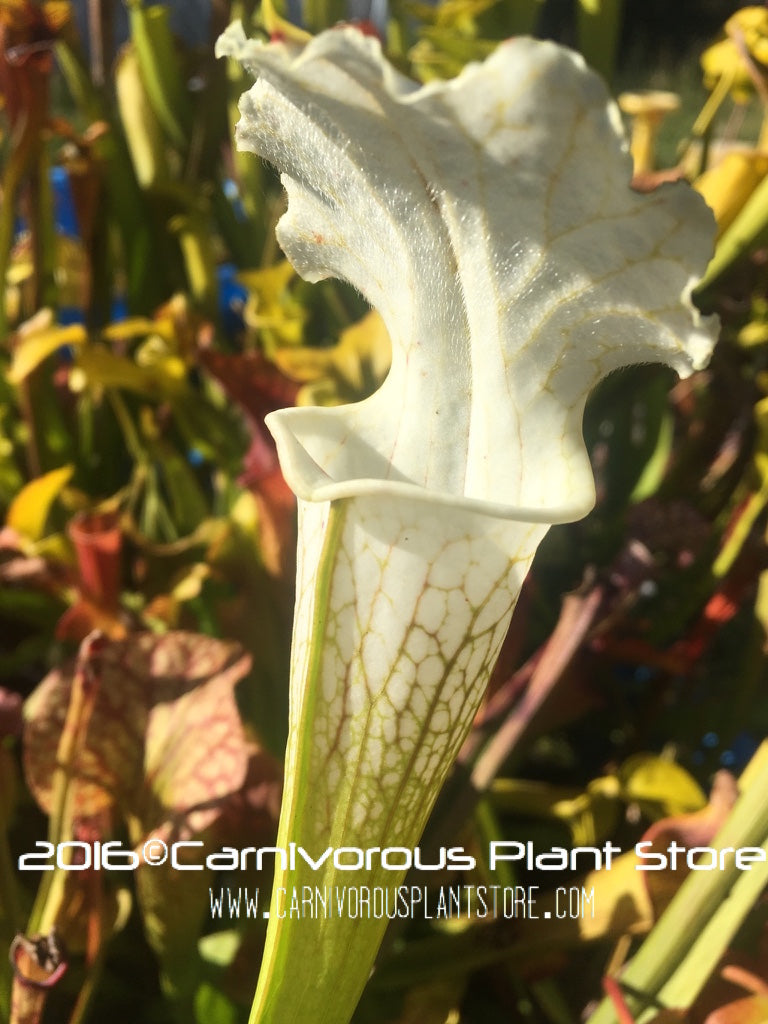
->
[0, 129, 32, 336]
[645, 839, 768, 1019]
[56, 40, 163, 313]
[170, 213, 218, 316]
[0, 769, 22, 936]
[66, 947, 107, 1024]
[301, 0, 346, 32]
[225, 1, 265, 236]
[30, 140, 57, 311]
[586, 743, 768, 1024]
[127, 0, 192, 150]
[712, 474, 768, 578]
[108, 390, 145, 464]
[575, 0, 624, 85]
[28, 645, 100, 935]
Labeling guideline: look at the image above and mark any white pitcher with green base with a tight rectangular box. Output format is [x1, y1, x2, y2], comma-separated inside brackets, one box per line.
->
[217, 22, 718, 1024]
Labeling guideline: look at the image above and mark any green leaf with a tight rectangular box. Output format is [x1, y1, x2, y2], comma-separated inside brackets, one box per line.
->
[115, 45, 172, 190]
[618, 755, 707, 820]
[127, 1, 192, 150]
[575, 0, 624, 84]
[194, 983, 243, 1024]
[77, 345, 187, 399]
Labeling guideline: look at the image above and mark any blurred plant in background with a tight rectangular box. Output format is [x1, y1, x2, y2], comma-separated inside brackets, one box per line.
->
[2, 1, 768, 1023]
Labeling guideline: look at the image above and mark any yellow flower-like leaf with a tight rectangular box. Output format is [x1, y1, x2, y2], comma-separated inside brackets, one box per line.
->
[75, 345, 187, 398]
[271, 309, 391, 405]
[407, 0, 499, 80]
[240, 259, 307, 349]
[617, 755, 707, 820]
[219, 22, 718, 1024]
[695, 150, 768, 238]
[7, 465, 74, 541]
[701, 7, 768, 101]
[8, 318, 86, 385]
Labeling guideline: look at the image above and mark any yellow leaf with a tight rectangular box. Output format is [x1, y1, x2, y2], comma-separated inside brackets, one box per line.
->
[7, 465, 74, 541]
[259, 0, 312, 44]
[171, 563, 211, 602]
[695, 151, 768, 238]
[115, 46, 171, 190]
[239, 260, 295, 300]
[77, 346, 187, 398]
[618, 755, 707, 819]
[102, 317, 168, 343]
[8, 323, 87, 384]
[701, 9, 768, 100]
[527, 850, 655, 945]
[239, 260, 307, 349]
[727, 5, 768, 63]
[42, 1, 73, 33]
[271, 310, 391, 405]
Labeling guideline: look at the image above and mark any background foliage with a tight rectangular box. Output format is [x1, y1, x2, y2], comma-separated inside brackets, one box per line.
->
[2, 1, 768, 1022]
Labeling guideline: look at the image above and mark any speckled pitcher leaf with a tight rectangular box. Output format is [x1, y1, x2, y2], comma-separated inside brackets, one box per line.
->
[24, 632, 251, 836]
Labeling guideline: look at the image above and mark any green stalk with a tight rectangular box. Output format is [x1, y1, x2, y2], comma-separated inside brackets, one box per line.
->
[248, 505, 351, 1023]
[170, 213, 218, 315]
[27, 645, 101, 936]
[0, 826, 20, 940]
[0, 755, 22, 1000]
[501, 0, 545, 36]
[31, 137, 57, 311]
[66, 944, 108, 1024]
[56, 40, 163, 313]
[54, 38, 100, 119]
[116, 45, 172, 190]
[644, 840, 768, 1019]
[210, 178, 261, 267]
[586, 743, 768, 1024]
[127, 1, 192, 151]
[575, 0, 624, 85]
[712, 474, 768, 578]
[225, 1, 265, 244]
[301, 0, 347, 32]
[0, 130, 33, 336]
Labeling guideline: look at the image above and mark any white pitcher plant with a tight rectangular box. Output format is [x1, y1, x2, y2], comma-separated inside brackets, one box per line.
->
[217, 22, 718, 1024]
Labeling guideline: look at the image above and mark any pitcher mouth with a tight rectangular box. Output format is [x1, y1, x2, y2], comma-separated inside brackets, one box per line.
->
[266, 407, 595, 526]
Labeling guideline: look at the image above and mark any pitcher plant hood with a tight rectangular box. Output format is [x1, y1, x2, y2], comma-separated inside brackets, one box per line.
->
[217, 21, 719, 1024]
